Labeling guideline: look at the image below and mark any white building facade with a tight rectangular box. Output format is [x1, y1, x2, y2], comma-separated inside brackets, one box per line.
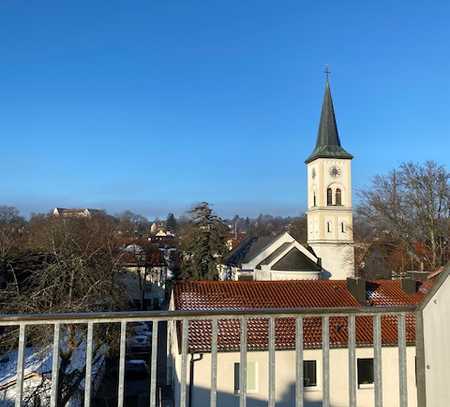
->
[171, 346, 418, 407]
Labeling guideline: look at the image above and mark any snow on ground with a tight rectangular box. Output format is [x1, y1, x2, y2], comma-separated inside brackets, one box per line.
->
[0, 339, 107, 406]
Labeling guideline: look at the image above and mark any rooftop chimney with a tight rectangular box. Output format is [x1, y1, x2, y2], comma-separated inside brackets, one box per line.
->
[400, 278, 418, 295]
[347, 277, 366, 305]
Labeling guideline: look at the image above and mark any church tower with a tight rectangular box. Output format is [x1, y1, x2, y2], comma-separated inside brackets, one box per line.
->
[305, 78, 355, 279]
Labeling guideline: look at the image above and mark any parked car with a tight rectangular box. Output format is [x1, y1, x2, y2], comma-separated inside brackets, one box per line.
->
[125, 359, 150, 379]
[127, 334, 151, 354]
[133, 322, 152, 337]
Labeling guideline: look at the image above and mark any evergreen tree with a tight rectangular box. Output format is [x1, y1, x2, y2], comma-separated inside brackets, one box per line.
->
[181, 202, 228, 280]
[166, 212, 177, 231]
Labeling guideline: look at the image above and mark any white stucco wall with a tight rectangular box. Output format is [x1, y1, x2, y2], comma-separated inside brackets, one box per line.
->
[422, 273, 450, 406]
[171, 346, 417, 407]
[255, 270, 321, 281]
[309, 242, 355, 280]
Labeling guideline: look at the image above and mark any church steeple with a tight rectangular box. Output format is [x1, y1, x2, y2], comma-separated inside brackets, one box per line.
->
[305, 74, 355, 280]
[305, 79, 353, 164]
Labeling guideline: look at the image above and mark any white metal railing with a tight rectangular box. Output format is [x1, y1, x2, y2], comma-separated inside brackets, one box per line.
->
[0, 305, 424, 407]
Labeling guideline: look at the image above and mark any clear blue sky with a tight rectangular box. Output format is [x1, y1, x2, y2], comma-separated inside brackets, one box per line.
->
[1, 1, 449, 219]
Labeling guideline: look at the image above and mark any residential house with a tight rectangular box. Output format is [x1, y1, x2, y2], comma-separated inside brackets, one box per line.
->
[169, 278, 430, 407]
[119, 241, 168, 309]
[52, 207, 103, 218]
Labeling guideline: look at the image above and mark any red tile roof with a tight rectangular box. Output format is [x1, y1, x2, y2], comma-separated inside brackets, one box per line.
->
[174, 280, 427, 352]
[120, 250, 166, 267]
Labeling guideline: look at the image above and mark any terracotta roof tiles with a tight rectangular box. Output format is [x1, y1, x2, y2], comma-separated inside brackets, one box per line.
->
[174, 280, 425, 352]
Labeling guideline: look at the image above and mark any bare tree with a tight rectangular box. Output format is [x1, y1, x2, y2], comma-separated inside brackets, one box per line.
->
[358, 161, 449, 272]
[0, 213, 128, 405]
[0, 206, 25, 260]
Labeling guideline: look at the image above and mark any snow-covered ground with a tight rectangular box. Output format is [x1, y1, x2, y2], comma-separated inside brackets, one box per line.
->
[0, 339, 106, 406]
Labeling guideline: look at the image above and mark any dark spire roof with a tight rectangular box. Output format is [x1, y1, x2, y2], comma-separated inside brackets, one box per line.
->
[305, 80, 353, 164]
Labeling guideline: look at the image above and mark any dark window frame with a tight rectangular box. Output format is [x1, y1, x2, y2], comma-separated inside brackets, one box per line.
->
[357, 358, 374, 387]
[303, 360, 317, 387]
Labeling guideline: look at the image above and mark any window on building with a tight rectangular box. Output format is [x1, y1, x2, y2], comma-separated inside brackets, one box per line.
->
[303, 360, 317, 387]
[327, 221, 331, 233]
[335, 188, 342, 206]
[234, 361, 257, 394]
[327, 188, 333, 206]
[357, 358, 374, 387]
[313, 193, 317, 207]
[341, 222, 345, 233]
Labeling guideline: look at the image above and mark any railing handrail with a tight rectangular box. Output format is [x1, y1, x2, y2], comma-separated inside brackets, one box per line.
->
[0, 304, 418, 325]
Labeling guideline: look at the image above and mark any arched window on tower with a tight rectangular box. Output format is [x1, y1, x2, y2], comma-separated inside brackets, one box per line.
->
[313, 192, 317, 207]
[335, 188, 342, 206]
[327, 188, 333, 206]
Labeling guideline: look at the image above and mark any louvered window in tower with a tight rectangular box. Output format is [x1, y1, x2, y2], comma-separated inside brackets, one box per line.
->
[327, 188, 333, 206]
[335, 188, 342, 206]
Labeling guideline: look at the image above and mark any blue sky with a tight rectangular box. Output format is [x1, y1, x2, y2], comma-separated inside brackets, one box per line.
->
[1, 1, 449, 219]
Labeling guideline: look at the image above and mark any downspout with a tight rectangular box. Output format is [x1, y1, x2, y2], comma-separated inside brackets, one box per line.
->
[188, 353, 203, 407]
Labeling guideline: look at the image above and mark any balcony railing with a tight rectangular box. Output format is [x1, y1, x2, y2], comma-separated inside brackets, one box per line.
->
[0, 305, 425, 407]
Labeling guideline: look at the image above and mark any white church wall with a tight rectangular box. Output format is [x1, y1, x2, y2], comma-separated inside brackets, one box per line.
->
[309, 242, 354, 280]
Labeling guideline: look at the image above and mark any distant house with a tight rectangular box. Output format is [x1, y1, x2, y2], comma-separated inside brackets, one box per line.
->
[119, 241, 168, 309]
[52, 208, 103, 218]
[155, 229, 174, 238]
[169, 278, 432, 407]
[225, 232, 247, 252]
[223, 232, 323, 281]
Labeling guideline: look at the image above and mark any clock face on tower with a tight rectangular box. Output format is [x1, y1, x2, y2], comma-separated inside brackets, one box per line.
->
[329, 166, 341, 177]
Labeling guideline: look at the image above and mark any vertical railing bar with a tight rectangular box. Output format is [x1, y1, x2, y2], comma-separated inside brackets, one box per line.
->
[50, 323, 61, 407]
[415, 310, 427, 407]
[150, 320, 159, 407]
[117, 321, 127, 407]
[295, 317, 304, 407]
[374, 314, 383, 407]
[398, 313, 408, 407]
[240, 316, 248, 407]
[15, 324, 26, 407]
[210, 319, 218, 407]
[84, 321, 94, 407]
[322, 316, 330, 407]
[268, 317, 276, 407]
[348, 315, 357, 407]
[180, 319, 189, 407]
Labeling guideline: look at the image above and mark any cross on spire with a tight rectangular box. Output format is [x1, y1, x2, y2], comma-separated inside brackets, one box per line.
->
[324, 65, 331, 82]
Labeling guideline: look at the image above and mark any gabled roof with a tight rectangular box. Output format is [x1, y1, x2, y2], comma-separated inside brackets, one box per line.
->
[258, 242, 292, 267]
[271, 247, 322, 272]
[174, 280, 427, 352]
[305, 81, 353, 164]
[225, 234, 279, 267]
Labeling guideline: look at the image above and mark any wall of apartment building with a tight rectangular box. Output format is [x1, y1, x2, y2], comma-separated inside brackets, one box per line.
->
[171, 345, 417, 407]
[422, 271, 450, 406]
